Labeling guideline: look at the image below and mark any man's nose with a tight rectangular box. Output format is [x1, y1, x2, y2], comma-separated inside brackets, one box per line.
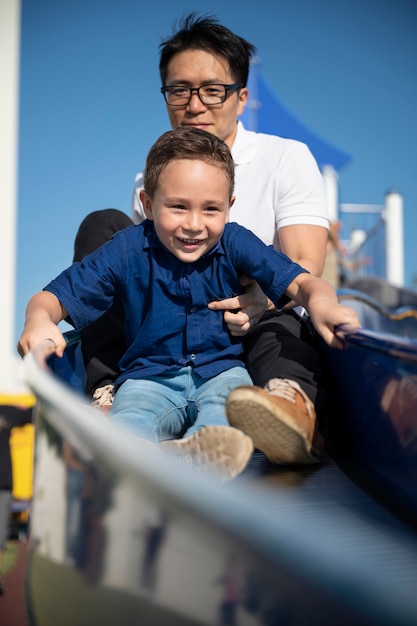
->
[186, 91, 207, 113]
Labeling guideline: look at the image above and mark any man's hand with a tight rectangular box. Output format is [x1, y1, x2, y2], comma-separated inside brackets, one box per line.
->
[208, 279, 271, 336]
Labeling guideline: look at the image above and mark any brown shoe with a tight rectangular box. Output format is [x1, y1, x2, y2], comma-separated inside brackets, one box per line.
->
[160, 425, 254, 482]
[226, 379, 323, 465]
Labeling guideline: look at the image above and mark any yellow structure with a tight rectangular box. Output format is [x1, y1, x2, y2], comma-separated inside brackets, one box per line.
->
[0, 393, 36, 502]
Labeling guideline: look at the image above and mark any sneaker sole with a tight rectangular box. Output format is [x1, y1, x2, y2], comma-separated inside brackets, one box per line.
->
[161, 426, 254, 482]
[226, 388, 319, 465]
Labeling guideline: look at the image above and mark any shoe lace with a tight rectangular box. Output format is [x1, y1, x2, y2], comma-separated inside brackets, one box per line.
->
[92, 384, 115, 408]
[173, 454, 195, 468]
[160, 444, 195, 468]
[264, 378, 315, 418]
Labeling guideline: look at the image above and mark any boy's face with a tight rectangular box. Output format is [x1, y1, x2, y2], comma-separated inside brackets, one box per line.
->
[141, 159, 234, 263]
[164, 49, 248, 149]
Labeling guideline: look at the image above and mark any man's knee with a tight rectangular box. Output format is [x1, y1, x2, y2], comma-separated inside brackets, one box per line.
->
[73, 209, 133, 261]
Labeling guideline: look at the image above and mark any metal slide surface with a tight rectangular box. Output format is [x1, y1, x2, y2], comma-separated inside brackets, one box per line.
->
[324, 289, 417, 526]
[22, 338, 417, 626]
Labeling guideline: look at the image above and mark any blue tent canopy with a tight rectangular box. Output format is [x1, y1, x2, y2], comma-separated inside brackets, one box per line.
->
[240, 59, 351, 172]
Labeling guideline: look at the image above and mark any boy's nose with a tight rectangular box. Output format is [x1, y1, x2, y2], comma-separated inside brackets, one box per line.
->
[184, 212, 203, 232]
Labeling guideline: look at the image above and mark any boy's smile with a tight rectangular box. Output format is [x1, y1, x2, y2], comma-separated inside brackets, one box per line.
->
[141, 159, 234, 263]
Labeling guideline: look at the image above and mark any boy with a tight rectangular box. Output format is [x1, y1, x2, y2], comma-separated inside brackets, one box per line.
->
[18, 127, 359, 482]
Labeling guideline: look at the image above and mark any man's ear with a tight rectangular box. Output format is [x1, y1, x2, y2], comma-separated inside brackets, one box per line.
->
[237, 87, 249, 117]
[140, 190, 153, 220]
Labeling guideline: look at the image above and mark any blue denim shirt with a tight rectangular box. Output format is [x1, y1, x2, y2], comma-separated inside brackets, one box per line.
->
[45, 221, 306, 386]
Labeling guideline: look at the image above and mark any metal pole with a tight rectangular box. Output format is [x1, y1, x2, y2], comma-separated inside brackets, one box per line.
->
[322, 164, 339, 223]
[0, 0, 22, 391]
[384, 189, 404, 287]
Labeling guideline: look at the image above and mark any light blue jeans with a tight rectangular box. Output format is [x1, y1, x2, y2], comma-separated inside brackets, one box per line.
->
[109, 366, 252, 443]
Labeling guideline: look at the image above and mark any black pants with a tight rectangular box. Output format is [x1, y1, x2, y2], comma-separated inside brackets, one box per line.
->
[243, 309, 328, 422]
[73, 209, 327, 423]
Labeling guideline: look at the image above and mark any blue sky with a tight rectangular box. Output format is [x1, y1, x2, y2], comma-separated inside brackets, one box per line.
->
[15, 0, 417, 343]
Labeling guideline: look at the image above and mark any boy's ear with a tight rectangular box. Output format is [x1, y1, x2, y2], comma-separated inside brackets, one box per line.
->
[140, 190, 153, 220]
[225, 195, 235, 223]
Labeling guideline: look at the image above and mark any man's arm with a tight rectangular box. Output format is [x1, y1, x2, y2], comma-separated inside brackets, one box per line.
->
[274, 222, 329, 310]
[17, 291, 68, 357]
[278, 224, 328, 278]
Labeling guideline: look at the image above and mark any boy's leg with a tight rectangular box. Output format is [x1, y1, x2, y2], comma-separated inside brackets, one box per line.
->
[109, 375, 189, 443]
[161, 368, 254, 482]
[188, 366, 253, 435]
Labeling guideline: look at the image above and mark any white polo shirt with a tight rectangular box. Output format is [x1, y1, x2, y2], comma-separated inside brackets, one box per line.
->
[132, 121, 329, 247]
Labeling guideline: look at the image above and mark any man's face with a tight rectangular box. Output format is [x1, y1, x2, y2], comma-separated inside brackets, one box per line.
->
[163, 49, 248, 149]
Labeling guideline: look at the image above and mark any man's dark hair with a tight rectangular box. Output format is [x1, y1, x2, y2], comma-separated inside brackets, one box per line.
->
[159, 12, 256, 87]
[143, 126, 235, 199]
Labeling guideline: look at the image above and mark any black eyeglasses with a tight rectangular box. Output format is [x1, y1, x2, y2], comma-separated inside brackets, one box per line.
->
[161, 83, 241, 107]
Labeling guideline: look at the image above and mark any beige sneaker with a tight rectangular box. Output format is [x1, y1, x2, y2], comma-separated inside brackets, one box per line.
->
[160, 425, 254, 483]
[226, 379, 323, 465]
[92, 384, 114, 413]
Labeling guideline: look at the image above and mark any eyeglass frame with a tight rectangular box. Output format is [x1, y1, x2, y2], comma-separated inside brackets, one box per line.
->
[160, 83, 242, 107]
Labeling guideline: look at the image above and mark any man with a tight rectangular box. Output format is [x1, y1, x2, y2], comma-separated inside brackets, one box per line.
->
[75, 13, 329, 465]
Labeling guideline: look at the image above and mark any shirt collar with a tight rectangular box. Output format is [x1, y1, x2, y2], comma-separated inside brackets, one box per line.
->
[231, 121, 258, 165]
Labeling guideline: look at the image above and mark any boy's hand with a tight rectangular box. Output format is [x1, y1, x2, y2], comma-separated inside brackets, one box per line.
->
[17, 320, 66, 358]
[309, 301, 360, 349]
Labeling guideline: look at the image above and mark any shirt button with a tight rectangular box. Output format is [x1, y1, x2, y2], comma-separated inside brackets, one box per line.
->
[190, 354, 196, 361]
[190, 307, 197, 313]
